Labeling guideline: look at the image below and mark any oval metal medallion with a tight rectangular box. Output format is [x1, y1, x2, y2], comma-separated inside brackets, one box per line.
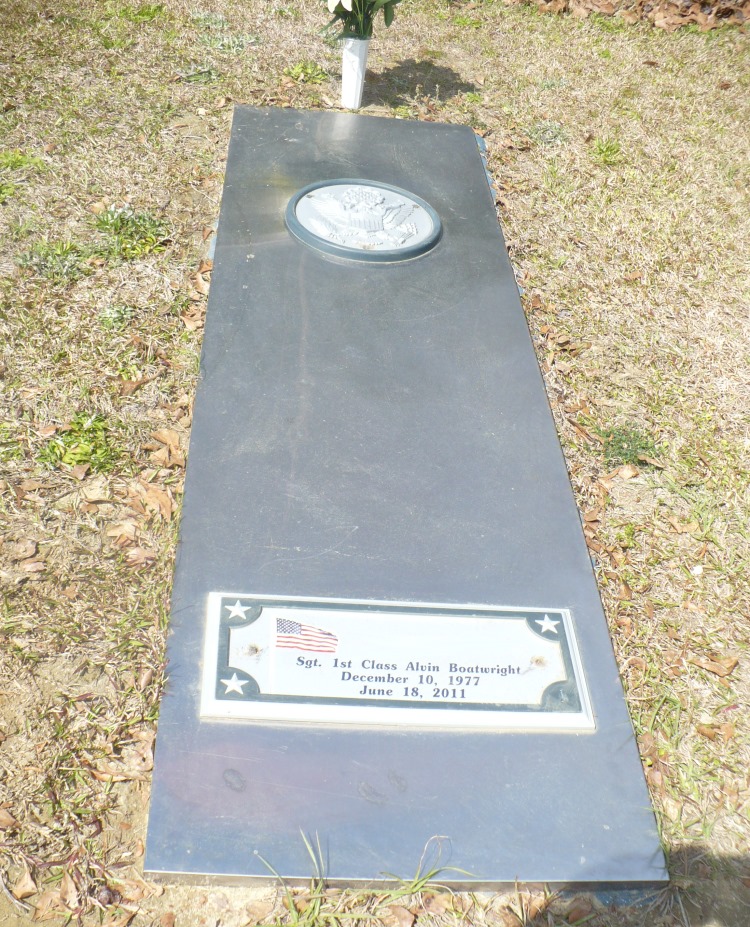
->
[285, 179, 442, 263]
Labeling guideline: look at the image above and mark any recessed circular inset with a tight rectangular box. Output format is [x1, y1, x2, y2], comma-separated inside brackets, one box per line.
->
[285, 179, 442, 264]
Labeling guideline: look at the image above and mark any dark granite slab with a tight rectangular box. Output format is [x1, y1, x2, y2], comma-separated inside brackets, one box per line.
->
[144, 106, 666, 888]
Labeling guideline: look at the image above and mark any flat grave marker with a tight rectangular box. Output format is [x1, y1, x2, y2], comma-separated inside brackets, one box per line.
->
[145, 107, 667, 888]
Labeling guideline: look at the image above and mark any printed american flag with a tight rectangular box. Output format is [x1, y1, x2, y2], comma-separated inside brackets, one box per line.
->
[276, 617, 338, 653]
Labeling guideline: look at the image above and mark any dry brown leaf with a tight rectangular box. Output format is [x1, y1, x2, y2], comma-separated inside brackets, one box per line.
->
[0, 808, 19, 828]
[81, 475, 110, 503]
[646, 766, 663, 791]
[102, 910, 137, 927]
[121, 739, 154, 777]
[244, 898, 276, 923]
[489, 909, 522, 927]
[386, 904, 416, 927]
[112, 878, 151, 902]
[32, 889, 64, 921]
[106, 520, 139, 547]
[12, 864, 36, 900]
[668, 517, 699, 534]
[91, 763, 128, 783]
[60, 870, 79, 910]
[567, 895, 594, 923]
[192, 272, 210, 296]
[20, 558, 46, 573]
[696, 724, 717, 741]
[422, 893, 452, 915]
[617, 581, 633, 600]
[160, 914, 176, 927]
[125, 546, 157, 569]
[7, 538, 37, 561]
[639, 455, 665, 469]
[181, 306, 205, 330]
[119, 374, 160, 397]
[718, 722, 735, 741]
[125, 487, 147, 515]
[139, 481, 173, 520]
[71, 463, 90, 480]
[688, 655, 739, 678]
[152, 428, 181, 450]
[149, 446, 171, 468]
[618, 463, 639, 480]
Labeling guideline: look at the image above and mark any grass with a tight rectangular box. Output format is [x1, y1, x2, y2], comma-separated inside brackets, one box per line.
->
[591, 134, 624, 165]
[0, 150, 45, 171]
[38, 412, 121, 472]
[0, 180, 16, 203]
[119, 3, 165, 23]
[0, 0, 748, 924]
[284, 60, 329, 83]
[94, 205, 169, 259]
[18, 239, 92, 281]
[598, 424, 660, 467]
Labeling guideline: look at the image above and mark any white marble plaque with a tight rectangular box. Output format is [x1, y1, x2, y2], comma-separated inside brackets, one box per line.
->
[200, 595, 594, 730]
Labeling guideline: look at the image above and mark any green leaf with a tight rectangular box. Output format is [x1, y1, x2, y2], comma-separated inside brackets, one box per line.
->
[383, 1, 395, 26]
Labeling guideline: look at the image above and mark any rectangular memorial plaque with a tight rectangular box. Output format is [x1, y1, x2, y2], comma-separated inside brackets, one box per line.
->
[145, 106, 666, 889]
[201, 594, 594, 730]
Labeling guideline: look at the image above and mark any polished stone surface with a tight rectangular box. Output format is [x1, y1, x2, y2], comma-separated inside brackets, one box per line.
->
[145, 106, 666, 888]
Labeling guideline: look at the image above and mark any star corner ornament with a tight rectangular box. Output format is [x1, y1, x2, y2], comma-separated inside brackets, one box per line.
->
[221, 672, 248, 695]
[225, 599, 250, 620]
[535, 614, 560, 635]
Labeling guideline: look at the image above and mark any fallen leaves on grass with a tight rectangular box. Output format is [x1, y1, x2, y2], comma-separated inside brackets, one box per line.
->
[566, 895, 594, 923]
[147, 429, 185, 468]
[180, 304, 205, 330]
[697, 722, 735, 742]
[505, 0, 750, 32]
[383, 904, 416, 927]
[60, 869, 79, 911]
[92, 734, 154, 782]
[688, 654, 739, 678]
[421, 893, 453, 915]
[106, 519, 140, 547]
[0, 808, 19, 828]
[118, 373, 162, 397]
[101, 908, 138, 927]
[128, 479, 175, 521]
[124, 546, 157, 569]
[243, 898, 276, 923]
[32, 889, 66, 921]
[12, 864, 37, 900]
[6, 538, 38, 561]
